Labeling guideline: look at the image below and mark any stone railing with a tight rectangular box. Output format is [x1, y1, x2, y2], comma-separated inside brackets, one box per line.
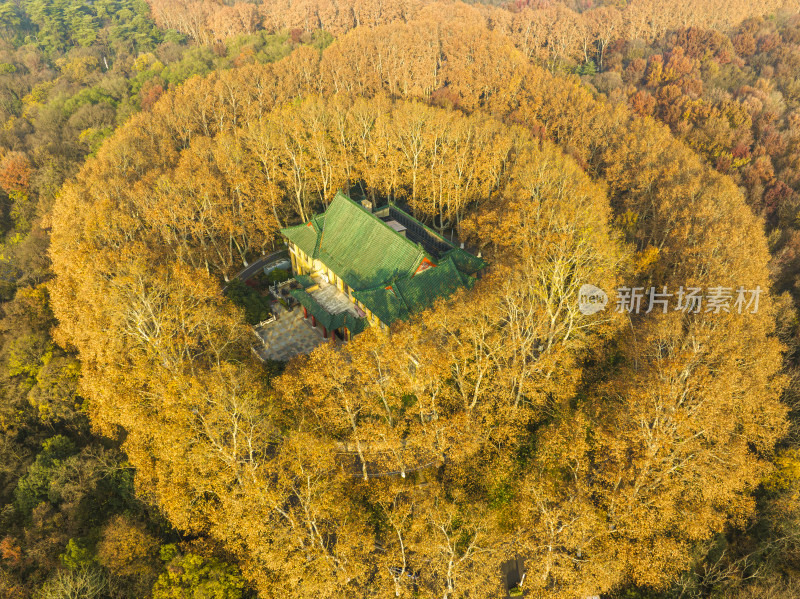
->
[254, 314, 277, 328]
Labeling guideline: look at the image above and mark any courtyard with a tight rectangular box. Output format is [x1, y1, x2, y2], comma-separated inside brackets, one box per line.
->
[251, 301, 326, 362]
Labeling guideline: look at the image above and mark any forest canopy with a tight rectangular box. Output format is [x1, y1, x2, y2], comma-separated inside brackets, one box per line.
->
[46, 6, 789, 598]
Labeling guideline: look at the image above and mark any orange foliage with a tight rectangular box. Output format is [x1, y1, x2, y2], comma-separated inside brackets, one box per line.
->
[0, 151, 32, 194]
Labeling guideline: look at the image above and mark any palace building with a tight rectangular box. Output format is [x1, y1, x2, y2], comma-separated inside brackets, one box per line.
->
[280, 191, 487, 341]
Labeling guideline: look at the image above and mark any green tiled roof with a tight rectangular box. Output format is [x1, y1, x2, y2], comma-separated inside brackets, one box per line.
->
[289, 288, 369, 334]
[281, 190, 486, 330]
[458, 269, 477, 288]
[289, 288, 345, 331]
[395, 257, 470, 313]
[353, 286, 409, 324]
[442, 247, 488, 276]
[281, 216, 323, 259]
[386, 203, 486, 270]
[343, 314, 370, 335]
[353, 258, 474, 324]
[294, 274, 316, 289]
[316, 192, 427, 290]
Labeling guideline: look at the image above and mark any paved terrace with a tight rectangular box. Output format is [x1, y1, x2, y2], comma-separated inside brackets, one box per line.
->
[252, 303, 325, 362]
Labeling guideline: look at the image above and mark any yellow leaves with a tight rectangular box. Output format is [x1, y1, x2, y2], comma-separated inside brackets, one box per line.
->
[767, 448, 800, 494]
[581, 306, 785, 587]
[54, 55, 100, 82]
[633, 244, 660, 274]
[133, 52, 164, 73]
[22, 80, 54, 106]
[615, 208, 640, 240]
[97, 515, 160, 579]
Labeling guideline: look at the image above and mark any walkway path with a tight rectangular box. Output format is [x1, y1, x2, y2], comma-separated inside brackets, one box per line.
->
[225, 248, 290, 291]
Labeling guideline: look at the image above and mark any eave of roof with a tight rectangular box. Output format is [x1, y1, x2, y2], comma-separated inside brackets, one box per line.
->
[441, 247, 488, 276]
[289, 288, 370, 334]
[281, 219, 321, 259]
[352, 285, 409, 325]
[395, 257, 469, 313]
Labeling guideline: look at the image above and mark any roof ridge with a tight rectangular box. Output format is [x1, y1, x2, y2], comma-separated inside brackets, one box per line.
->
[357, 277, 404, 294]
[387, 275, 412, 314]
[387, 202, 457, 249]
